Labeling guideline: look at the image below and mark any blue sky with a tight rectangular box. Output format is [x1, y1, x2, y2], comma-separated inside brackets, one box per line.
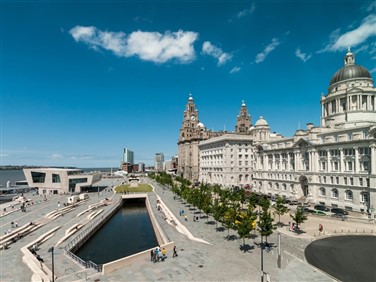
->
[1, 0, 376, 168]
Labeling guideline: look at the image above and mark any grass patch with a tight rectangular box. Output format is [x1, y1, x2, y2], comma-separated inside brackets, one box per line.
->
[115, 184, 153, 193]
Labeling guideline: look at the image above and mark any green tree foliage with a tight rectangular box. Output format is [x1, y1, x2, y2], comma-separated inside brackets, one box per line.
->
[273, 196, 289, 226]
[258, 197, 276, 243]
[290, 206, 308, 232]
[236, 205, 257, 249]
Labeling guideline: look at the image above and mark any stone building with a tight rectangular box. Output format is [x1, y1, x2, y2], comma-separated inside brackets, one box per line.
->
[177, 94, 224, 180]
[179, 49, 375, 214]
[252, 49, 376, 213]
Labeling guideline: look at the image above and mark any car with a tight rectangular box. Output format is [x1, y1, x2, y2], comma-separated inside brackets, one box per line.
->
[303, 207, 315, 214]
[331, 207, 349, 215]
[314, 210, 326, 216]
[314, 205, 330, 212]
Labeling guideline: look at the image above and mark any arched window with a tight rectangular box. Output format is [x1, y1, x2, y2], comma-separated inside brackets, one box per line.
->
[282, 183, 287, 191]
[268, 182, 272, 190]
[361, 192, 369, 203]
[331, 188, 339, 199]
[275, 183, 279, 190]
[239, 175, 243, 182]
[319, 187, 326, 197]
[345, 190, 353, 201]
[290, 184, 295, 193]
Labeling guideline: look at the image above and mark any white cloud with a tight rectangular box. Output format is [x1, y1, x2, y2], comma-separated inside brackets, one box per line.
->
[51, 153, 64, 160]
[230, 66, 241, 74]
[295, 48, 312, 62]
[202, 41, 232, 65]
[255, 38, 280, 63]
[321, 14, 376, 52]
[237, 3, 256, 18]
[69, 26, 198, 64]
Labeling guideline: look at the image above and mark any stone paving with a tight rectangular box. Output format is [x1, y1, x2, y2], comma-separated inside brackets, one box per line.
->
[0, 177, 375, 282]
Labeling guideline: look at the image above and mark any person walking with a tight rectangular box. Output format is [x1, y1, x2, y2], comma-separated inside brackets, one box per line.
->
[150, 249, 154, 262]
[173, 245, 178, 258]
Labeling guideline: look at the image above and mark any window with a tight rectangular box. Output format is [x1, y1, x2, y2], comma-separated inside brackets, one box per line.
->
[345, 190, 353, 201]
[361, 193, 369, 203]
[366, 178, 370, 187]
[359, 178, 363, 186]
[275, 183, 279, 190]
[323, 176, 326, 183]
[268, 182, 272, 190]
[333, 161, 339, 171]
[31, 171, 46, 183]
[344, 177, 347, 185]
[321, 162, 326, 171]
[350, 178, 353, 185]
[282, 184, 287, 191]
[363, 130, 369, 139]
[52, 174, 61, 183]
[319, 187, 326, 197]
[347, 161, 353, 171]
[331, 189, 339, 199]
[336, 177, 339, 184]
[330, 176, 333, 184]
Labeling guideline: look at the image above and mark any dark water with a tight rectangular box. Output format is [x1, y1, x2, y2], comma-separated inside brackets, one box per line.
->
[74, 200, 158, 264]
[0, 170, 26, 188]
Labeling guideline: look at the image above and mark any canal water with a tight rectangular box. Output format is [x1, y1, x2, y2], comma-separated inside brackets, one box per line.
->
[74, 199, 158, 264]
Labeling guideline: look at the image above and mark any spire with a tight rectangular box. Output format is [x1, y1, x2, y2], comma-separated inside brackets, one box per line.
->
[188, 93, 193, 101]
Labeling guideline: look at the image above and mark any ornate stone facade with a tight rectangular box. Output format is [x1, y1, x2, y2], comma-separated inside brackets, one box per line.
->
[179, 50, 375, 214]
[177, 94, 223, 180]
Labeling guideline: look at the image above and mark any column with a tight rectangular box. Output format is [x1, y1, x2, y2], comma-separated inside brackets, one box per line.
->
[287, 153, 291, 172]
[327, 149, 331, 172]
[371, 145, 376, 174]
[340, 148, 344, 173]
[355, 147, 359, 173]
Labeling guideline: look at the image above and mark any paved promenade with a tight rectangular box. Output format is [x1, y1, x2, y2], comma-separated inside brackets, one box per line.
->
[1, 177, 375, 281]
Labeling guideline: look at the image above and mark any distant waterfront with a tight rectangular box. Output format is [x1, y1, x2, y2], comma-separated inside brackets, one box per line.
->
[0, 167, 115, 188]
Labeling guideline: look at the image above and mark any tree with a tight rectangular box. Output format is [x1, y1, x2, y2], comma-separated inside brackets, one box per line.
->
[290, 206, 308, 233]
[236, 205, 257, 250]
[273, 196, 289, 226]
[212, 198, 224, 230]
[258, 197, 276, 244]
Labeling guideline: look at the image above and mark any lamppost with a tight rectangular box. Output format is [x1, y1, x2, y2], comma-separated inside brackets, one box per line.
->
[48, 247, 54, 282]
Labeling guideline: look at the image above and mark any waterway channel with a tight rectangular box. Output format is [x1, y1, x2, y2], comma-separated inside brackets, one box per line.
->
[75, 199, 158, 264]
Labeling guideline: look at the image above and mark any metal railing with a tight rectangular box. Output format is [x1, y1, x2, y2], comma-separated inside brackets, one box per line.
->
[64, 195, 122, 272]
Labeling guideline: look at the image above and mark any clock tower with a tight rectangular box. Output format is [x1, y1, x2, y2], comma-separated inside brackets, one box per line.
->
[177, 94, 203, 181]
[235, 100, 251, 134]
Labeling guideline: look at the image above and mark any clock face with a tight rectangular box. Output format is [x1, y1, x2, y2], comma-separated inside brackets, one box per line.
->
[190, 115, 196, 121]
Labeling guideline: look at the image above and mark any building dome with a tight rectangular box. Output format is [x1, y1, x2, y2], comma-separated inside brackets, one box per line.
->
[255, 116, 268, 126]
[329, 49, 372, 86]
[197, 122, 205, 128]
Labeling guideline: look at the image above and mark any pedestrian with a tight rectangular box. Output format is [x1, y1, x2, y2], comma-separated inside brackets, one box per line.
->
[184, 215, 188, 221]
[150, 249, 154, 261]
[36, 254, 44, 267]
[173, 245, 178, 258]
[319, 224, 323, 232]
[11, 222, 14, 228]
[15, 221, 18, 227]
[58, 201, 60, 209]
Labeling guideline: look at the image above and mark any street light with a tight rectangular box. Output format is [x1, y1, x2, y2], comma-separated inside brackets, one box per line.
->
[48, 247, 54, 282]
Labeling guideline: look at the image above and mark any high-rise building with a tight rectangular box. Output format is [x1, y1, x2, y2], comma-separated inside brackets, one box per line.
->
[123, 148, 134, 164]
[154, 153, 164, 171]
